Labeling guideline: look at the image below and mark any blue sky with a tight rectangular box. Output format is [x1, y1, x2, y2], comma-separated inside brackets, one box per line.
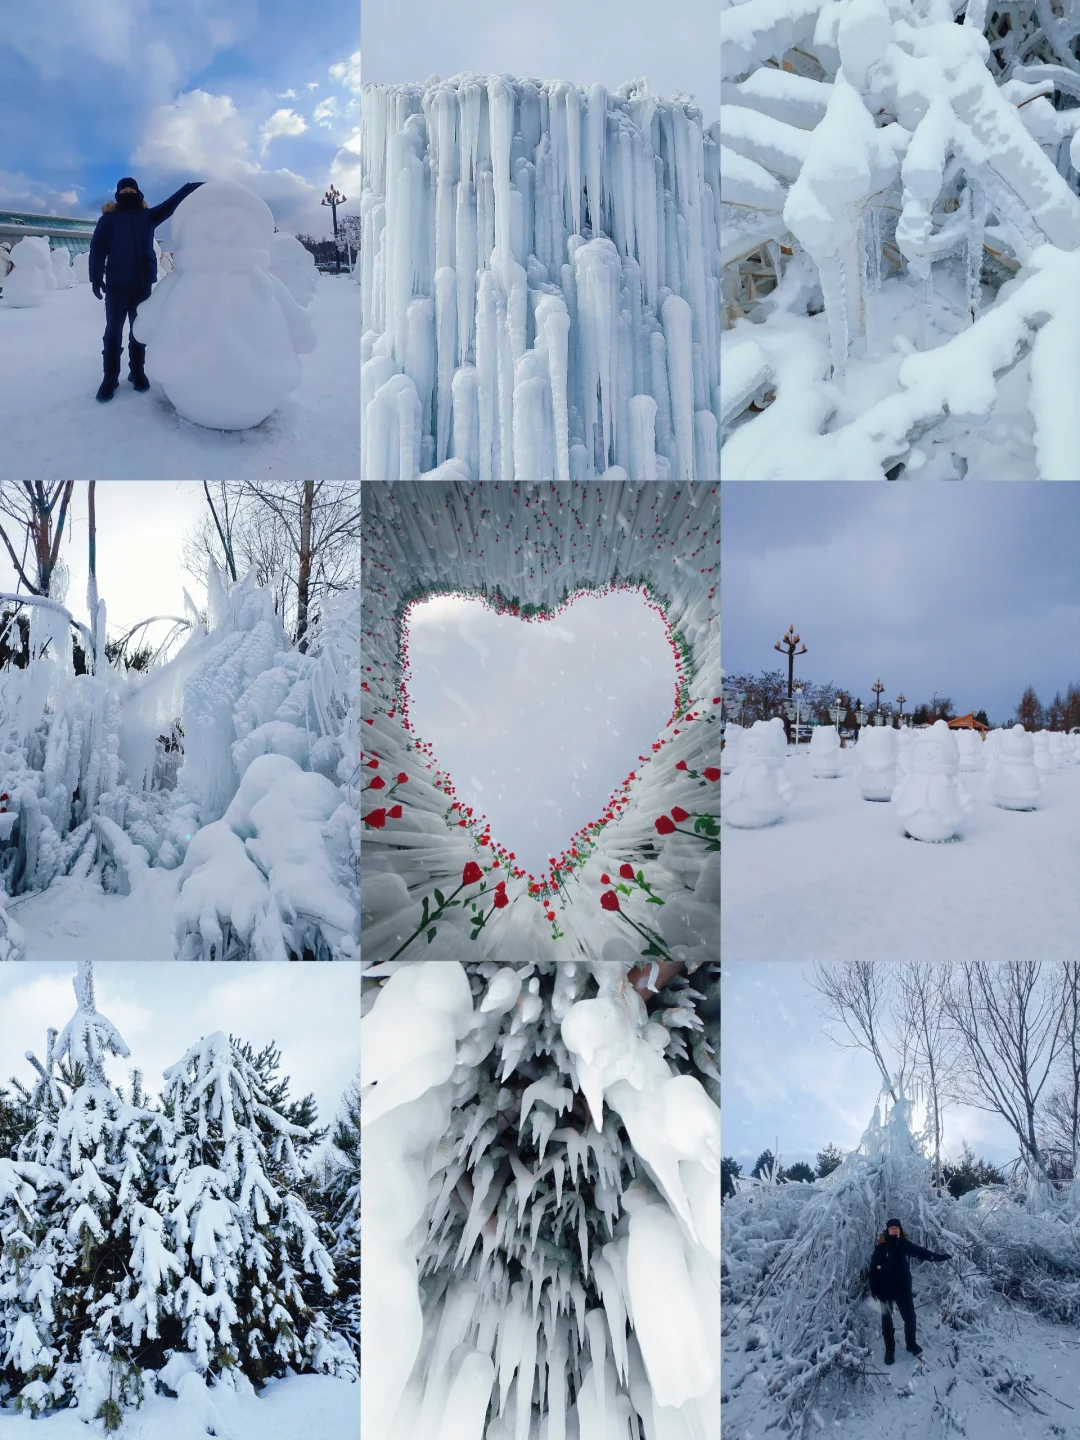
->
[363, 0, 720, 123]
[1, 0, 360, 237]
[0, 962, 360, 1148]
[722, 484, 1080, 726]
[405, 590, 676, 878]
[723, 962, 1019, 1171]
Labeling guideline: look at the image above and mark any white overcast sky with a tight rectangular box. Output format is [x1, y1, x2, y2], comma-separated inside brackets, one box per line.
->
[0, 962, 360, 1141]
[723, 962, 1020, 1172]
[722, 483, 1080, 726]
[363, 0, 720, 123]
[0, 483, 208, 641]
[405, 590, 675, 877]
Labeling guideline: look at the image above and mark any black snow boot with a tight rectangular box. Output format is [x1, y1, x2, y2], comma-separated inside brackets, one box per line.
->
[907, 1342, 923, 1357]
[97, 339, 121, 402]
[128, 339, 150, 391]
[884, 1348, 895, 1366]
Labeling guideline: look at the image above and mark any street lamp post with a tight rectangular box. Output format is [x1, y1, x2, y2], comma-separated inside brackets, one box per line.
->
[774, 625, 808, 698]
[830, 697, 845, 733]
[895, 692, 906, 724]
[322, 184, 348, 271]
[872, 677, 885, 712]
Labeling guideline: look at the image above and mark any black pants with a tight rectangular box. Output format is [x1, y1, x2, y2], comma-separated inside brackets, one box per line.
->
[879, 1293, 917, 1352]
[102, 284, 150, 380]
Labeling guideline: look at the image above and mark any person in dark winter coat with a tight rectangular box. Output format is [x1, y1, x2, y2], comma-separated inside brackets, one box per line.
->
[868, 1217, 949, 1364]
[88, 176, 203, 402]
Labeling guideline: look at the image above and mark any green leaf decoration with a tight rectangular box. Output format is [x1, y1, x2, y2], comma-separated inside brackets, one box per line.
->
[427, 927, 437, 943]
[636, 870, 645, 884]
[470, 928, 480, 941]
[646, 896, 665, 905]
[707, 842, 721, 852]
[434, 889, 445, 907]
[616, 883, 632, 896]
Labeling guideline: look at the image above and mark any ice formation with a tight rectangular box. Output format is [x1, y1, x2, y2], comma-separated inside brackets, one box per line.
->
[720, 717, 793, 828]
[133, 181, 316, 429]
[270, 231, 319, 307]
[360, 75, 720, 478]
[855, 725, 899, 800]
[361, 959, 720, 1440]
[891, 719, 974, 841]
[990, 723, 1043, 810]
[360, 481, 719, 964]
[3, 237, 53, 307]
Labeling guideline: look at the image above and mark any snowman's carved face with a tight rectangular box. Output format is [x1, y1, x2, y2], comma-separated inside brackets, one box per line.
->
[911, 730, 956, 774]
[1000, 726, 1035, 761]
[182, 202, 267, 250]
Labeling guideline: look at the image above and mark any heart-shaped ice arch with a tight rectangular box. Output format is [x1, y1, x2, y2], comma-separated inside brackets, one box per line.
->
[360, 481, 719, 964]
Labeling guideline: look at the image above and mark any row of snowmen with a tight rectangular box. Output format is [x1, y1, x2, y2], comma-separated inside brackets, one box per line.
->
[721, 720, 1078, 841]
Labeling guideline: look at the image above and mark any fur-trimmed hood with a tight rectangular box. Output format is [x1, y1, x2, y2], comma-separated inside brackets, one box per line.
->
[102, 199, 148, 213]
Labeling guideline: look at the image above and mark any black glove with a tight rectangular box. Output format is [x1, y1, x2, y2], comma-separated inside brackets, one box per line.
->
[92, 283, 103, 300]
[935, 1252, 949, 1262]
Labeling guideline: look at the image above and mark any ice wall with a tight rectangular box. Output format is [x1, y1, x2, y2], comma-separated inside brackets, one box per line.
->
[361, 75, 721, 479]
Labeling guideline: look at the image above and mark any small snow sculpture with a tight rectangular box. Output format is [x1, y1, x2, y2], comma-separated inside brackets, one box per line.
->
[72, 251, 90, 283]
[722, 717, 793, 828]
[3, 237, 53, 307]
[1033, 729, 1053, 772]
[721, 721, 744, 773]
[270, 231, 319, 306]
[855, 725, 898, 800]
[132, 180, 316, 429]
[892, 720, 973, 842]
[809, 724, 841, 778]
[1048, 731, 1070, 768]
[49, 248, 75, 289]
[896, 726, 913, 774]
[989, 724, 1042, 811]
[956, 728, 984, 771]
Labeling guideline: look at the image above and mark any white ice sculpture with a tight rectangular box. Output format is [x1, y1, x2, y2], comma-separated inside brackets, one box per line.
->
[855, 725, 898, 800]
[721, 717, 793, 828]
[72, 251, 90, 284]
[3, 237, 53, 307]
[990, 724, 1042, 811]
[49, 248, 75, 288]
[361, 962, 476, 1440]
[269, 231, 319, 307]
[133, 181, 316, 429]
[892, 720, 973, 842]
[720, 721, 744, 773]
[956, 728, 984, 771]
[809, 724, 841, 778]
[360, 76, 720, 478]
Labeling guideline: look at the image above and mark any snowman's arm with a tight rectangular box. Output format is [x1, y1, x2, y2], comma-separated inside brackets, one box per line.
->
[269, 272, 317, 354]
[147, 181, 204, 228]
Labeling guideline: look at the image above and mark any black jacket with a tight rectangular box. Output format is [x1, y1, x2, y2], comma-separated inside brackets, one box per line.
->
[89, 183, 202, 293]
[868, 1230, 948, 1300]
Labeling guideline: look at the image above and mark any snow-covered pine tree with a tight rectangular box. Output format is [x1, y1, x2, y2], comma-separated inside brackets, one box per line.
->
[361, 958, 720, 1440]
[159, 1031, 351, 1387]
[319, 1077, 360, 1359]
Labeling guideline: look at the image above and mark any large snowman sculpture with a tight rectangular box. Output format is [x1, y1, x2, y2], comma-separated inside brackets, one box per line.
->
[809, 724, 841, 778]
[855, 725, 899, 801]
[133, 181, 316, 429]
[990, 725, 1042, 811]
[3, 237, 53, 307]
[893, 720, 973, 841]
[722, 717, 793, 829]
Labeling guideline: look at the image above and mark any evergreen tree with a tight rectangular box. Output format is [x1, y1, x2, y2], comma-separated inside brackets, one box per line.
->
[782, 1162, 816, 1184]
[815, 1143, 845, 1178]
[751, 1148, 777, 1179]
[942, 1141, 1007, 1199]
[722, 1156, 742, 1200]
[320, 1077, 359, 1357]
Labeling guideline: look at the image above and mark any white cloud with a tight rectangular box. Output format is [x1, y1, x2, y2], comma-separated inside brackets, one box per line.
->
[328, 51, 361, 94]
[312, 97, 341, 128]
[305, 81, 320, 91]
[278, 88, 298, 99]
[0, 170, 84, 217]
[259, 107, 308, 154]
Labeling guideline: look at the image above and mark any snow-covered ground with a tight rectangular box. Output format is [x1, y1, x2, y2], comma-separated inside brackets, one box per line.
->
[722, 748, 1080, 959]
[0, 275, 360, 480]
[723, 1295, 1080, 1439]
[5, 871, 178, 963]
[0, 1373, 357, 1440]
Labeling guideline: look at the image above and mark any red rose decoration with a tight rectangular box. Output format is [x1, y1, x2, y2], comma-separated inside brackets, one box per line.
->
[600, 890, 620, 912]
[365, 759, 379, 769]
[397, 772, 409, 783]
[363, 809, 387, 828]
[388, 804, 403, 819]
[618, 863, 635, 880]
[368, 775, 386, 790]
[655, 815, 677, 835]
[601, 873, 611, 884]
[703, 768, 721, 781]
[671, 806, 690, 822]
[494, 890, 509, 908]
[675, 760, 688, 771]
[462, 861, 483, 886]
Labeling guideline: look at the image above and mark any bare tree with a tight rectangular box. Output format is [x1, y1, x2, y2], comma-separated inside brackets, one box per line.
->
[894, 962, 960, 1188]
[0, 482, 75, 596]
[1039, 961, 1080, 1180]
[809, 961, 915, 1102]
[943, 961, 1066, 1183]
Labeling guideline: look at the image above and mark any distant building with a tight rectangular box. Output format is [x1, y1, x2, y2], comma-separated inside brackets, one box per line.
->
[0, 211, 95, 256]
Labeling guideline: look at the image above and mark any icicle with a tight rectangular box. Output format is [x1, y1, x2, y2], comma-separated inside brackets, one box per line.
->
[818, 254, 849, 378]
[966, 179, 986, 324]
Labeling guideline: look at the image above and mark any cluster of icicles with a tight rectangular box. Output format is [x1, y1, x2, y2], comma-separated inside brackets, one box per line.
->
[360, 75, 721, 479]
[361, 961, 720, 1440]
